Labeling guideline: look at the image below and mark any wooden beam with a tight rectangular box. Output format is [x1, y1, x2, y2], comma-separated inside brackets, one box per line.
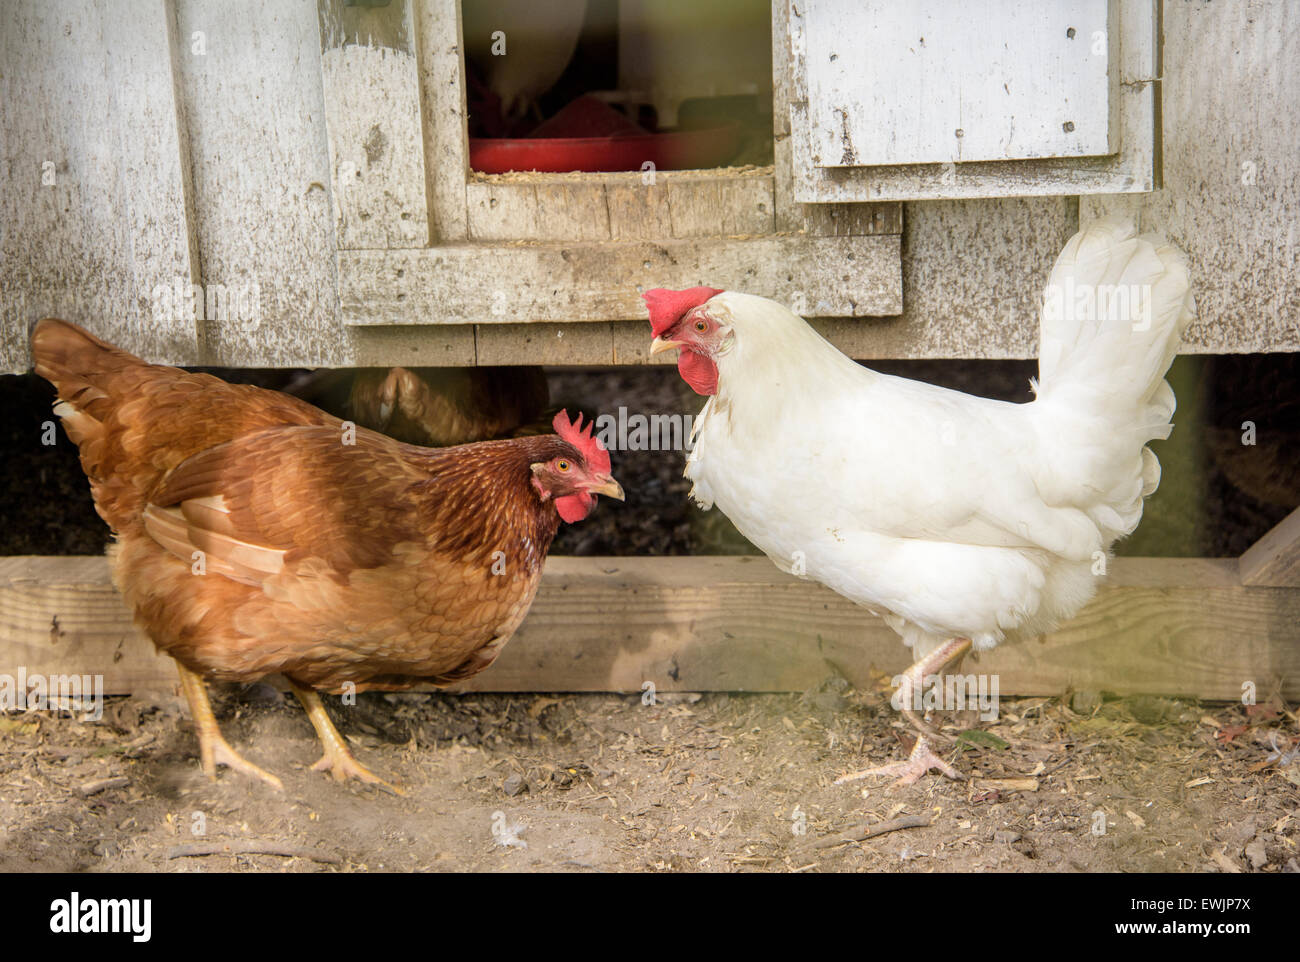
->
[318, 0, 430, 249]
[0, 0, 201, 370]
[2, 555, 1297, 700]
[1240, 506, 1300, 587]
[338, 234, 902, 326]
[413, 0, 469, 242]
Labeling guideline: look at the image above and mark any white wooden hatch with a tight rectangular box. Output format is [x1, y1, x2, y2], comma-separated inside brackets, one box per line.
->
[787, 0, 1159, 201]
[804, 0, 1115, 166]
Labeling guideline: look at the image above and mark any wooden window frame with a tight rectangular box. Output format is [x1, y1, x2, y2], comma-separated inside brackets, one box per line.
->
[317, 0, 904, 345]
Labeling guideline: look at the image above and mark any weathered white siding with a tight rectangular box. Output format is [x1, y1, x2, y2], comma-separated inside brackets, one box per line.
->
[0, 0, 198, 370]
[1, 0, 1296, 368]
[174, 0, 345, 367]
[811, 0, 1299, 359]
[1082, 0, 1300, 355]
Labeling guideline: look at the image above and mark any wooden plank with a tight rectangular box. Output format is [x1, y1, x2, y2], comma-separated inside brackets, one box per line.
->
[784, 0, 1158, 201]
[338, 234, 902, 325]
[1081, 0, 1300, 356]
[667, 178, 775, 237]
[1240, 507, 1300, 587]
[175, 0, 345, 367]
[467, 183, 611, 241]
[770, 3, 903, 237]
[612, 322, 680, 366]
[607, 183, 675, 240]
[103, 1, 202, 362]
[318, 0, 429, 249]
[0, 556, 175, 696]
[0, 0, 200, 370]
[3, 555, 1298, 700]
[348, 324, 477, 367]
[797, 203, 905, 237]
[474, 323, 615, 366]
[413, 0, 470, 242]
[468, 172, 780, 241]
[770, 0, 795, 140]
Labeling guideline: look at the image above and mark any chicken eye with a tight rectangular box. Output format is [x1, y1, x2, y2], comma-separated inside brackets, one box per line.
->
[556, 459, 571, 471]
[694, 319, 709, 333]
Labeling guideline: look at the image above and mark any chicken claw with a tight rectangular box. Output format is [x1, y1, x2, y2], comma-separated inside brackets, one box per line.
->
[176, 662, 284, 791]
[290, 682, 405, 795]
[835, 637, 975, 789]
[835, 734, 964, 788]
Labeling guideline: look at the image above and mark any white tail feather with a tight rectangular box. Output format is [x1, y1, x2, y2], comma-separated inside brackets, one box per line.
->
[1033, 219, 1194, 541]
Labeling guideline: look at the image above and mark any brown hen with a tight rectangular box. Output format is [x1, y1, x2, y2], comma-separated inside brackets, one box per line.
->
[287, 365, 551, 447]
[31, 320, 622, 791]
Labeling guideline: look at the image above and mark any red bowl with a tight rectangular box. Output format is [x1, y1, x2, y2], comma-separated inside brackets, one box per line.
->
[469, 124, 742, 174]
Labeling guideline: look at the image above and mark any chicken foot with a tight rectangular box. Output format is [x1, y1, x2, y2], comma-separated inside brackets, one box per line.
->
[176, 662, 284, 791]
[835, 637, 974, 788]
[289, 682, 404, 795]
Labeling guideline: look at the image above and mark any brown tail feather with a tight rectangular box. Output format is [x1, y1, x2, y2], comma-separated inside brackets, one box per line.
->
[30, 319, 146, 419]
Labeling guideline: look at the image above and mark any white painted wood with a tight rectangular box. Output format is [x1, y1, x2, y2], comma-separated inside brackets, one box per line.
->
[466, 182, 611, 241]
[174, 0, 345, 366]
[804, 0, 1113, 167]
[338, 234, 902, 325]
[318, 0, 430, 249]
[414, 0, 470, 242]
[786, 0, 1156, 201]
[1082, 0, 1300, 357]
[0, 0, 199, 370]
[769, 0, 904, 236]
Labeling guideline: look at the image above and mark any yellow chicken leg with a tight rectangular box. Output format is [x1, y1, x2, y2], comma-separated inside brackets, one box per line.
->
[289, 681, 404, 795]
[836, 637, 974, 788]
[176, 661, 284, 791]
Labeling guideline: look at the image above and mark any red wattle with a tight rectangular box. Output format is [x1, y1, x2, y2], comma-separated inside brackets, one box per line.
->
[555, 492, 595, 523]
[678, 351, 718, 395]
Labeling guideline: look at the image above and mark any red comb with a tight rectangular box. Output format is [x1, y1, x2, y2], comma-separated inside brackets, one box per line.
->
[643, 287, 724, 338]
[553, 409, 610, 474]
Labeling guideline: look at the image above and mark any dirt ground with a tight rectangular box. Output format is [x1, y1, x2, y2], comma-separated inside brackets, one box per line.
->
[2, 682, 1297, 873]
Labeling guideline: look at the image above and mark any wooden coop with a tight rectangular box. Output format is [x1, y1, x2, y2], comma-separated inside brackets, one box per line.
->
[1, 0, 1298, 704]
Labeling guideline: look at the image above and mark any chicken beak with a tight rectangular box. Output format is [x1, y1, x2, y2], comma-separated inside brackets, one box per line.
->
[650, 336, 682, 356]
[587, 475, 625, 501]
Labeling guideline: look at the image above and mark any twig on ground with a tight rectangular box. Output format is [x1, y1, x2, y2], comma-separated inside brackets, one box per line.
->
[76, 776, 129, 797]
[808, 813, 932, 850]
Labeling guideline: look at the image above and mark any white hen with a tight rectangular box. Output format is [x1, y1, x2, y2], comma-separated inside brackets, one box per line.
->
[645, 220, 1194, 784]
